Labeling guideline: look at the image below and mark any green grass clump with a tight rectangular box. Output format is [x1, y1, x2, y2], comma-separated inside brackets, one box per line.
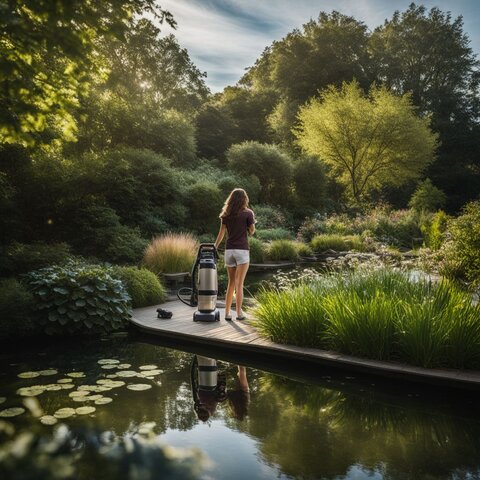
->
[310, 234, 367, 253]
[249, 237, 266, 263]
[253, 268, 480, 369]
[267, 240, 299, 261]
[143, 233, 198, 274]
[111, 267, 166, 308]
[256, 228, 294, 242]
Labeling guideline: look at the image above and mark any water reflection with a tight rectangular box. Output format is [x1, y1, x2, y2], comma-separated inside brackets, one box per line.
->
[1, 338, 480, 479]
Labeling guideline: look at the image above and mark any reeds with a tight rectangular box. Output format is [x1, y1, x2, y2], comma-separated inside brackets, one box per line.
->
[252, 268, 480, 369]
[143, 233, 198, 274]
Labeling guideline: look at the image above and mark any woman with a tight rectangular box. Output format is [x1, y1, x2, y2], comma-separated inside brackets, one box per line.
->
[214, 188, 255, 321]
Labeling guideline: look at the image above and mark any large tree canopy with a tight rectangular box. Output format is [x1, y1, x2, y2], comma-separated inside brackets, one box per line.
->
[295, 81, 438, 204]
[0, 0, 174, 146]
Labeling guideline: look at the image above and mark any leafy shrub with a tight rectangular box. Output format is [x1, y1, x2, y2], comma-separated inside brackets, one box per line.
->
[184, 181, 223, 234]
[254, 269, 480, 369]
[143, 233, 198, 274]
[227, 141, 293, 205]
[255, 228, 294, 242]
[267, 240, 299, 261]
[70, 205, 148, 264]
[0, 242, 71, 275]
[440, 201, 480, 285]
[311, 234, 367, 252]
[111, 267, 166, 308]
[0, 278, 37, 338]
[25, 263, 131, 335]
[423, 210, 449, 251]
[249, 237, 266, 263]
[409, 179, 446, 212]
[296, 242, 313, 257]
[253, 204, 290, 230]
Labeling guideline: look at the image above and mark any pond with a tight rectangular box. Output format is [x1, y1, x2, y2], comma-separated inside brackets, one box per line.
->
[1, 335, 480, 480]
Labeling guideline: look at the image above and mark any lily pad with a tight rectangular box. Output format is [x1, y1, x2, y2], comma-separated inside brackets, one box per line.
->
[40, 415, 58, 425]
[67, 372, 85, 378]
[127, 384, 152, 391]
[69, 391, 88, 398]
[95, 397, 113, 405]
[0, 397, 6, 405]
[86, 395, 103, 401]
[75, 406, 96, 415]
[138, 365, 158, 371]
[18, 371, 40, 379]
[54, 407, 76, 419]
[117, 364, 131, 369]
[45, 384, 62, 391]
[72, 396, 91, 403]
[57, 378, 73, 384]
[97, 359, 120, 365]
[16, 387, 45, 397]
[0, 407, 25, 417]
[101, 364, 118, 370]
[116, 370, 138, 378]
[106, 374, 118, 379]
[39, 369, 58, 376]
[61, 384, 75, 390]
[78, 385, 100, 392]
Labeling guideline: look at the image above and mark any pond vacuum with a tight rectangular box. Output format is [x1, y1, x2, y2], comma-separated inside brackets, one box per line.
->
[178, 244, 220, 322]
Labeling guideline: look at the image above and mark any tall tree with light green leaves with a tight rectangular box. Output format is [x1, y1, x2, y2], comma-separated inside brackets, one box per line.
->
[295, 81, 438, 205]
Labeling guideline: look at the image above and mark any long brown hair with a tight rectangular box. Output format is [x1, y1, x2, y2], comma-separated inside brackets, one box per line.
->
[219, 188, 249, 219]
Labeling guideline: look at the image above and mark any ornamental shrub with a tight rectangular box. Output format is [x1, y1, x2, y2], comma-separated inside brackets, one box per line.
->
[311, 234, 367, 253]
[267, 240, 299, 262]
[25, 263, 131, 335]
[423, 210, 449, 251]
[408, 179, 446, 212]
[111, 267, 166, 308]
[0, 278, 38, 338]
[0, 242, 71, 276]
[255, 228, 294, 242]
[249, 237, 266, 263]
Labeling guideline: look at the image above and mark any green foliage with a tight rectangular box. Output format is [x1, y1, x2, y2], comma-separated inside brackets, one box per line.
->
[111, 267, 166, 308]
[253, 269, 480, 369]
[226, 142, 293, 205]
[70, 205, 148, 264]
[295, 242, 313, 257]
[0, 1, 174, 147]
[252, 205, 290, 230]
[295, 81, 438, 205]
[0, 242, 71, 276]
[0, 278, 37, 338]
[441, 201, 480, 285]
[422, 210, 449, 251]
[184, 181, 223, 234]
[248, 237, 266, 264]
[25, 263, 131, 335]
[143, 233, 198, 274]
[311, 234, 368, 253]
[292, 157, 328, 210]
[255, 228, 294, 242]
[267, 240, 299, 262]
[409, 179, 446, 212]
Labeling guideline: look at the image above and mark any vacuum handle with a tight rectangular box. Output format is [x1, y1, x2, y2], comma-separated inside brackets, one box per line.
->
[198, 243, 219, 260]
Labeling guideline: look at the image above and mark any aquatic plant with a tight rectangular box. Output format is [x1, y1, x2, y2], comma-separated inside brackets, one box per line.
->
[253, 268, 480, 369]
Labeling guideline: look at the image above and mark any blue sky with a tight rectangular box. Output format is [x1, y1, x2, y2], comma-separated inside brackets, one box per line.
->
[159, 0, 480, 92]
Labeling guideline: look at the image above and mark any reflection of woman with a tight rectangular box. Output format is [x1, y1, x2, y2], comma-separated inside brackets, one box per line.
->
[227, 366, 250, 421]
[214, 188, 256, 321]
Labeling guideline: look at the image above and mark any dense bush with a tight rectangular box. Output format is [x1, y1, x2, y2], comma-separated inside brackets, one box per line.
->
[253, 204, 290, 230]
[311, 234, 369, 253]
[143, 233, 198, 274]
[254, 269, 480, 369]
[440, 201, 480, 285]
[111, 267, 166, 308]
[183, 181, 223, 234]
[25, 263, 131, 335]
[422, 210, 449, 251]
[0, 278, 37, 338]
[255, 228, 294, 242]
[408, 179, 446, 212]
[0, 241, 71, 275]
[267, 240, 299, 261]
[249, 237, 266, 263]
[227, 142, 293, 205]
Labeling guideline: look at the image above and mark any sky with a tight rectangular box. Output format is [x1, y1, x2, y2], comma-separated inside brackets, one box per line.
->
[158, 0, 480, 93]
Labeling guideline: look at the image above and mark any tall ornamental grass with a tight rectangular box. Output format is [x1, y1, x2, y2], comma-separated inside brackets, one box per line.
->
[252, 268, 480, 369]
[143, 233, 198, 274]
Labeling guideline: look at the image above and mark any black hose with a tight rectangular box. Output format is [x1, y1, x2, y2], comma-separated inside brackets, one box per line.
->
[177, 287, 195, 306]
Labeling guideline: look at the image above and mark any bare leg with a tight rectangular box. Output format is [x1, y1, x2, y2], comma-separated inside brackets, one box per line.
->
[225, 266, 236, 318]
[234, 262, 249, 317]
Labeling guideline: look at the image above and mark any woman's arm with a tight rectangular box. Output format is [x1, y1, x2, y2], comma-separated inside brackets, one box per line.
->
[214, 222, 226, 249]
[248, 223, 255, 236]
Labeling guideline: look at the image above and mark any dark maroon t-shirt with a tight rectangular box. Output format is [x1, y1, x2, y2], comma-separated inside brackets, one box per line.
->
[222, 209, 255, 250]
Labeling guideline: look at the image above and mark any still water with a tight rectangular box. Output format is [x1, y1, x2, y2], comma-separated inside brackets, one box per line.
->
[1, 335, 480, 480]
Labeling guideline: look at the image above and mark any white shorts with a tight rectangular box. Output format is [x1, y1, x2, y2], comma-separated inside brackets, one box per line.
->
[224, 249, 250, 267]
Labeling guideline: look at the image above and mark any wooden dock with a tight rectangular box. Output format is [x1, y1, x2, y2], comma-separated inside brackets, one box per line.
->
[131, 300, 480, 390]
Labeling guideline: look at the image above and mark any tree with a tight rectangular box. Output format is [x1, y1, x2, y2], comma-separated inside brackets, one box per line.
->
[226, 141, 293, 205]
[295, 81, 438, 205]
[408, 179, 446, 212]
[0, 0, 174, 146]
